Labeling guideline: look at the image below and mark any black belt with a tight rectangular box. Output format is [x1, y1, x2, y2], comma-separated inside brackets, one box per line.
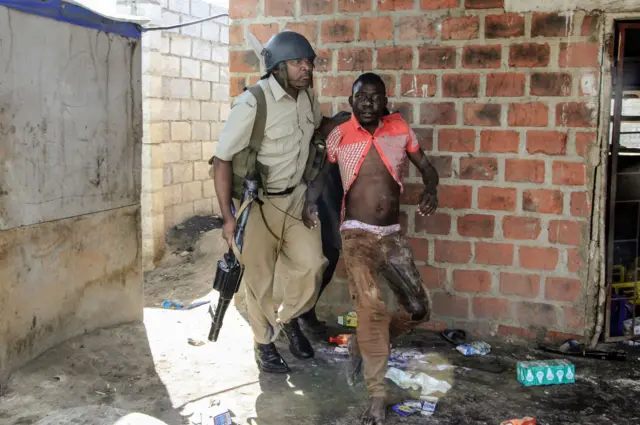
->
[266, 186, 296, 196]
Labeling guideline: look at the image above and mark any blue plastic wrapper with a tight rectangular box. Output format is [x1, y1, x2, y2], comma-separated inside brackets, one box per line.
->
[392, 397, 438, 417]
[456, 341, 491, 356]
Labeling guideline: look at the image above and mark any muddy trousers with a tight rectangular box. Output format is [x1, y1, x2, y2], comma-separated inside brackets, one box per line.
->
[341, 228, 432, 398]
[239, 184, 328, 344]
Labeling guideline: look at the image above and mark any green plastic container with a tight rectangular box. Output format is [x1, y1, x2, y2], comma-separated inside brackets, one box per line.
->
[517, 359, 575, 386]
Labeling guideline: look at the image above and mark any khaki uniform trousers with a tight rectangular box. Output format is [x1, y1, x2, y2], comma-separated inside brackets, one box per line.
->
[238, 183, 328, 344]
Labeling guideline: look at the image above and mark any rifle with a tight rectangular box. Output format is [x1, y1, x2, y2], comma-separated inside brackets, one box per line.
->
[207, 172, 260, 342]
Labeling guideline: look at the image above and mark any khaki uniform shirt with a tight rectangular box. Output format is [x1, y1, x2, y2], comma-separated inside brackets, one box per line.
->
[215, 75, 324, 193]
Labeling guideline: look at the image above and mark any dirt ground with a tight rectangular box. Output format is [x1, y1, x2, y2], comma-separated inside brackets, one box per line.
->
[2, 217, 640, 425]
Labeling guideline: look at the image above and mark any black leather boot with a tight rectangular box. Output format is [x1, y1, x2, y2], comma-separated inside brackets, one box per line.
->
[281, 320, 314, 359]
[298, 309, 327, 334]
[254, 342, 290, 374]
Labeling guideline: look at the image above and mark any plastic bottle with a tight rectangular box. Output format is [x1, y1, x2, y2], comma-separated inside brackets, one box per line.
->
[329, 334, 352, 345]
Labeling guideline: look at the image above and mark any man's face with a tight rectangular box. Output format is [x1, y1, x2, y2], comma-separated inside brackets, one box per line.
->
[349, 82, 386, 126]
[280, 58, 314, 90]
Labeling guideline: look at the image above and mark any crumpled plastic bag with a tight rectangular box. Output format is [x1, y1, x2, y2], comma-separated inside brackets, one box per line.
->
[385, 367, 452, 397]
[456, 341, 491, 356]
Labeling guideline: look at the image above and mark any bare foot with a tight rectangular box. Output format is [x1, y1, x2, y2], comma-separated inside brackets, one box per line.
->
[345, 335, 362, 386]
[361, 397, 386, 425]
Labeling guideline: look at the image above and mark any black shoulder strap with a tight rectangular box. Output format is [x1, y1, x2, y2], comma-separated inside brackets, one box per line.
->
[246, 85, 267, 154]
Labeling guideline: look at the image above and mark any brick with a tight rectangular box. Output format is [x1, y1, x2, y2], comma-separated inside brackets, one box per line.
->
[443, 74, 479, 98]
[505, 159, 545, 183]
[503, 216, 541, 240]
[202, 63, 220, 82]
[377, 47, 413, 70]
[526, 130, 567, 156]
[182, 142, 202, 161]
[399, 212, 409, 232]
[389, 102, 414, 124]
[516, 302, 559, 328]
[229, 50, 259, 73]
[438, 129, 475, 152]
[181, 58, 201, 79]
[229, 0, 258, 18]
[164, 184, 182, 207]
[422, 0, 457, 9]
[480, 130, 520, 153]
[465, 0, 503, 7]
[248, 23, 279, 45]
[171, 122, 191, 141]
[473, 298, 511, 320]
[454, 270, 492, 292]
[439, 185, 473, 209]
[285, 22, 318, 42]
[415, 128, 435, 150]
[421, 103, 457, 125]
[432, 293, 469, 318]
[181, 100, 201, 121]
[301, 0, 334, 14]
[400, 183, 424, 205]
[458, 214, 495, 237]
[442, 17, 480, 40]
[549, 220, 583, 246]
[339, 0, 371, 12]
[532, 13, 569, 37]
[508, 102, 549, 127]
[407, 238, 430, 261]
[571, 192, 590, 217]
[172, 163, 193, 184]
[435, 240, 472, 263]
[398, 16, 436, 40]
[167, 78, 191, 99]
[229, 24, 243, 46]
[556, 102, 596, 128]
[182, 181, 202, 202]
[418, 46, 457, 69]
[509, 43, 551, 68]
[464, 104, 501, 126]
[476, 242, 514, 266]
[531, 73, 572, 96]
[582, 15, 600, 37]
[478, 187, 517, 211]
[560, 43, 599, 68]
[498, 325, 537, 340]
[322, 75, 353, 97]
[553, 162, 586, 186]
[486, 13, 525, 39]
[576, 132, 596, 158]
[429, 155, 454, 177]
[486, 73, 525, 97]
[500, 273, 541, 298]
[523, 190, 564, 214]
[564, 305, 585, 330]
[460, 158, 498, 181]
[415, 212, 452, 235]
[203, 179, 216, 198]
[519, 246, 558, 271]
[419, 266, 447, 289]
[322, 20, 355, 43]
[359, 17, 393, 41]
[380, 0, 415, 10]
[192, 122, 210, 140]
[567, 248, 582, 273]
[264, 0, 294, 16]
[401, 74, 437, 98]
[192, 81, 211, 101]
[546, 277, 581, 302]
[338, 48, 372, 71]
[462, 45, 501, 69]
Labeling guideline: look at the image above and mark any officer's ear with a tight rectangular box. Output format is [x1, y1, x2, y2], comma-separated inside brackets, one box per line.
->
[348, 95, 353, 108]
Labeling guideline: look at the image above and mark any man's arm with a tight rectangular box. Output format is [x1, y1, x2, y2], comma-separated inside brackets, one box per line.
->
[406, 128, 439, 216]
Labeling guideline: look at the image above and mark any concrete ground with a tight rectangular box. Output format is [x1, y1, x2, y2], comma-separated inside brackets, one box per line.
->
[2, 218, 640, 425]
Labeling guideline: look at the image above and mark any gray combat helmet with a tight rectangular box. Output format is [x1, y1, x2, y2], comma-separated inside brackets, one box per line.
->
[263, 31, 316, 71]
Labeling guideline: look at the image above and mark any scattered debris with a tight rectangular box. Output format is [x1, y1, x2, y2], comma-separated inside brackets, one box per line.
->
[337, 311, 357, 327]
[385, 367, 452, 397]
[392, 397, 438, 417]
[388, 349, 427, 368]
[328, 334, 352, 345]
[517, 360, 575, 387]
[161, 300, 210, 310]
[538, 339, 627, 361]
[188, 338, 206, 347]
[456, 341, 491, 356]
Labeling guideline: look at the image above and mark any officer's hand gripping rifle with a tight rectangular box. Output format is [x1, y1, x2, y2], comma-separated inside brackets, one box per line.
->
[207, 173, 260, 342]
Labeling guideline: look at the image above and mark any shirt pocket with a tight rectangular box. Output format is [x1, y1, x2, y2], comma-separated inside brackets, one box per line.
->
[263, 125, 296, 156]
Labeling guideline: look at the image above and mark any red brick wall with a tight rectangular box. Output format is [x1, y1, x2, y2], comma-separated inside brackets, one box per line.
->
[228, 0, 603, 339]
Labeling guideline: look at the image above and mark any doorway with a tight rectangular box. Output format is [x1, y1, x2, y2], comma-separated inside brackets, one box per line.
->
[605, 22, 640, 341]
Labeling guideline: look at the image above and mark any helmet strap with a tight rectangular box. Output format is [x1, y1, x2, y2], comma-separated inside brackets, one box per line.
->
[277, 62, 289, 90]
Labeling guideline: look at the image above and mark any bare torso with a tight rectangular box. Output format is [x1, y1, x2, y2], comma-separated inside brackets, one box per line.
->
[344, 145, 401, 226]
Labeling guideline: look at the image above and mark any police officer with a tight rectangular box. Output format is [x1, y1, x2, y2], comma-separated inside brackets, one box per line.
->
[212, 31, 344, 373]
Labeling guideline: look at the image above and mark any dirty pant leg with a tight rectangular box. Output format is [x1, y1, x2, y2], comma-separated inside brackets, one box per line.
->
[277, 189, 327, 323]
[341, 229, 390, 398]
[239, 200, 282, 345]
[381, 234, 433, 341]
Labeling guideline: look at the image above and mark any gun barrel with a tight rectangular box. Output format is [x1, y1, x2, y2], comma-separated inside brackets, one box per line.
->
[207, 298, 232, 342]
